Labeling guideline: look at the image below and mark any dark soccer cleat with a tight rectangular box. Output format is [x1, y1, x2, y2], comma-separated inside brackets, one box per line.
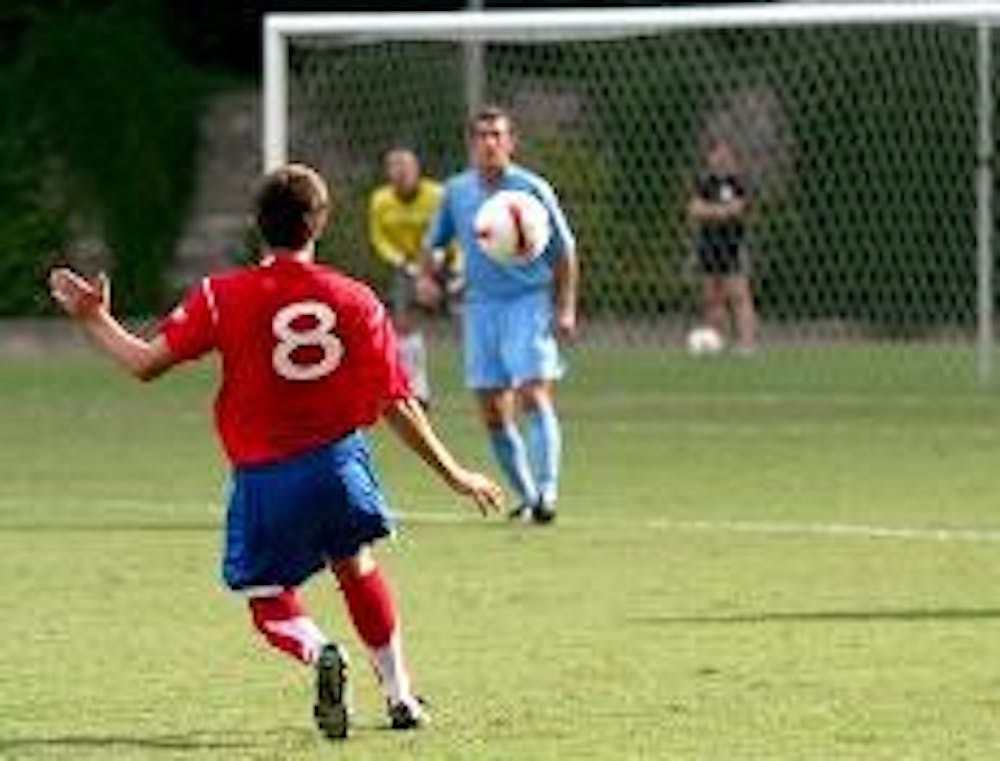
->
[388, 696, 429, 730]
[313, 643, 350, 740]
[532, 500, 557, 524]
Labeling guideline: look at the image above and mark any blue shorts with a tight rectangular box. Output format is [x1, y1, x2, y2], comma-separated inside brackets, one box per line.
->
[463, 290, 565, 390]
[223, 432, 394, 592]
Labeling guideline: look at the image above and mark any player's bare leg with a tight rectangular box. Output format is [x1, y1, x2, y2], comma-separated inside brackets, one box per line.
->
[518, 379, 561, 523]
[331, 547, 425, 729]
[726, 275, 758, 353]
[702, 277, 729, 338]
[247, 589, 350, 740]
[478, 388, 539, 520]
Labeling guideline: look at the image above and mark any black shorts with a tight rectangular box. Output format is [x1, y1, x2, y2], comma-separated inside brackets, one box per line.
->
[697, 243, 748, 277]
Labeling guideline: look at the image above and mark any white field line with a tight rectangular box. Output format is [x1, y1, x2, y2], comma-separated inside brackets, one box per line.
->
[596, 420, 1000, 440]
[398, 510, 1000, 544]
[3, 494, 1000, 544]
[643, 517, 1000, 544]
[570, 390, 1000, 408]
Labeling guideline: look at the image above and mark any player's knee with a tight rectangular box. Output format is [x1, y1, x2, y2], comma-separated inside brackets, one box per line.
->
[704, 286, 725, 306]
[477, 390, 513, 428]
[517, 381, 553, 413]
[731, 291, 755, 313]
[331, 545, 377, 581]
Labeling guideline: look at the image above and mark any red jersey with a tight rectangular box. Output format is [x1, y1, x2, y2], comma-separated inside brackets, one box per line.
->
[161, 254, 411, 465]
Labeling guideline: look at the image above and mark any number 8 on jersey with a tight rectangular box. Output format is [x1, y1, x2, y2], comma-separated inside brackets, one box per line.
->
[272, 300, 345, 381]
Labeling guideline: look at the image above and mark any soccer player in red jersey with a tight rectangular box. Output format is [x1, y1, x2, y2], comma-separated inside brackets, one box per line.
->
[49, 163, 503, 740]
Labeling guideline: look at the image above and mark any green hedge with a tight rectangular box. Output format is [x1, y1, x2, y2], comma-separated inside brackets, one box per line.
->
[1, 2, 205, 315]
[0, 52, 67, 316]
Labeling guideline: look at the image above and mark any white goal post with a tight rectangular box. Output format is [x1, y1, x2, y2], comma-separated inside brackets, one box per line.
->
[263, 3, 999, 384]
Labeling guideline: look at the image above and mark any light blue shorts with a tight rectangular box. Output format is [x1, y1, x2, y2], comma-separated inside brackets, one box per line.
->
[463, 290, 565, 390]
[223, 432, 394, 592]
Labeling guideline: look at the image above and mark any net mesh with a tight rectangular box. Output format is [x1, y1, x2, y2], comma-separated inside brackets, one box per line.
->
[281, 19, 997, 385]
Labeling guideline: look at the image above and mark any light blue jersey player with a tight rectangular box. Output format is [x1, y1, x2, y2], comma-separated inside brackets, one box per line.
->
[424, 105, 579, 523]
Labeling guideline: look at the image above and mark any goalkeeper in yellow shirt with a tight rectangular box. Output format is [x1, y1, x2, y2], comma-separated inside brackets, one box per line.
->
[368, 147, 462, 406]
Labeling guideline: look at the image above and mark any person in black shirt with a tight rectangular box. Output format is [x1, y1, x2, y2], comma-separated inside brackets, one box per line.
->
[688, 138, 758, 353]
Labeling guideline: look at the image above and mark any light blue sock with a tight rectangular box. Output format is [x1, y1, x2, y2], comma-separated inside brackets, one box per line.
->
[488, 424, 539, 506]
[525, 403, 561, 507]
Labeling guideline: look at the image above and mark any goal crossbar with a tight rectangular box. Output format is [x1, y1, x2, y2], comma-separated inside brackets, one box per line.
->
[265, 4, 1000, 39]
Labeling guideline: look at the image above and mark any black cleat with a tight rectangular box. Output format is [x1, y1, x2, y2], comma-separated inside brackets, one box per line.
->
[507, 503, 534, 523]
[532, 501, 557, 524]
[313, 643, 350, 740]
[531, 497, 556, 525]
[388, 696, 429, 730]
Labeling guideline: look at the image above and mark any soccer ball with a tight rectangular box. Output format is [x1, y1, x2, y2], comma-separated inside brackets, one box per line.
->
[686, 326, 725, 356]
[474, 189, 551, 265]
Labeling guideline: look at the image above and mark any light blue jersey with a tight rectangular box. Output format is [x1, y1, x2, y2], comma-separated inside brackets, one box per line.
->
[428, 163, 575, 391]
[427, 164, 576, 303]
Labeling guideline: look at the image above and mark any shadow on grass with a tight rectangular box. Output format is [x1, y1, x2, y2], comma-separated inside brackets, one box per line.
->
[0, 522, 218, 532]
[631, 608, 1000, 626]
[0, 730, 301, 753]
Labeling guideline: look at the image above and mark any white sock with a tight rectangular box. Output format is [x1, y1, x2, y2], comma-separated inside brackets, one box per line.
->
[261, 616, 329, 665]
[398, 332, 430, 402]
[370, 631, 413, 705]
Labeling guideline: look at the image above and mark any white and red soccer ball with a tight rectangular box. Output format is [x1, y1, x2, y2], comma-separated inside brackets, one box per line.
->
[686, 326, 725, 357]
[474, 189, 551, 265]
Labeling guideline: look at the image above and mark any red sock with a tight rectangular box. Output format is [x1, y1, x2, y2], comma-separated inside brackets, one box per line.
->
[337, 565, 416, 704]
[337, 566, 397, 649]
[248, 589, 327, 664]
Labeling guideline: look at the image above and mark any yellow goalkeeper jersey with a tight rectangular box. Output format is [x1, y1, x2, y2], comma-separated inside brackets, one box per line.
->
[368, 179, 460, 270]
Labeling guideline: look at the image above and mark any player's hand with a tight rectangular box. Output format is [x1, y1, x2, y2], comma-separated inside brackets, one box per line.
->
[445, 273, 466, 298]
[49, 268, 110, 320]
[415, 272, 443, 308]
[449, 468, 505, 516]
[555, 307, 577, 342]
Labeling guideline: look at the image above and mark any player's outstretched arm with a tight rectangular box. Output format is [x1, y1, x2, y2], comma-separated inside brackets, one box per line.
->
[382, 397, 504, 516]
[49, 267, 175, 382]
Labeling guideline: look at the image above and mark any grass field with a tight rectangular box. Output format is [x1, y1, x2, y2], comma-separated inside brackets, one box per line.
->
[2, 343, 1000, 760]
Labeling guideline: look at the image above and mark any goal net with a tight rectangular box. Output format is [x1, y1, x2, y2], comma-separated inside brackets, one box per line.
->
[264, 5, 998, 386]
